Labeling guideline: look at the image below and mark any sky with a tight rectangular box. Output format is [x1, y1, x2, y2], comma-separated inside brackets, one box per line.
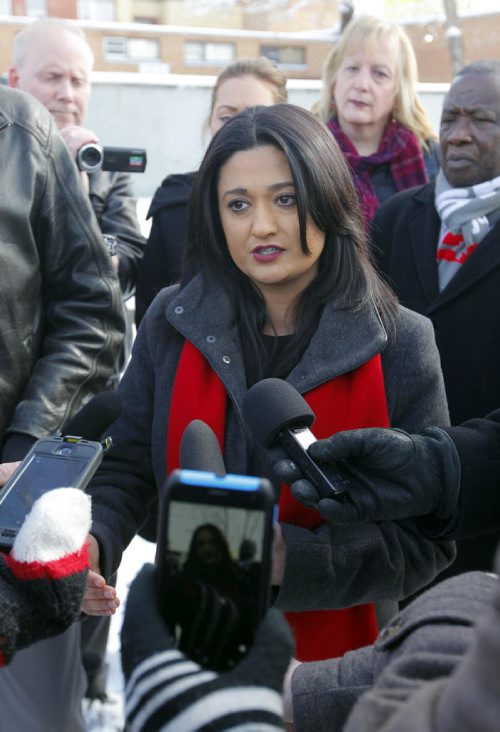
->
[354, 0, 499, 21]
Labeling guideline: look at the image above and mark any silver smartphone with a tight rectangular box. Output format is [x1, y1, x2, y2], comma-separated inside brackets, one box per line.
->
[0, 436, 103, 551]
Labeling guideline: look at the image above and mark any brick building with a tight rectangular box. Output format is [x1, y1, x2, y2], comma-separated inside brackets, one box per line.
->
[0, 1, 499, 81]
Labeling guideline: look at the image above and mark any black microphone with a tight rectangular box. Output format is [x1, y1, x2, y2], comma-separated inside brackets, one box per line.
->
[242, 378, 348, 500]
[180, 420, 226, 474]
[59, 391, 121, 441]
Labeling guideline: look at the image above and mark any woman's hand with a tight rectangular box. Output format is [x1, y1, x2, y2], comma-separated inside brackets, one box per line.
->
[81, 534, 120, 616]
[0, 462, 20, 487]
[283, 657, 301, 724]
[272, 522, 286, 586]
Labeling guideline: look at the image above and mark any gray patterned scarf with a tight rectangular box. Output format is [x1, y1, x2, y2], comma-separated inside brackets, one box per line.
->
[434, 170, 500, 289]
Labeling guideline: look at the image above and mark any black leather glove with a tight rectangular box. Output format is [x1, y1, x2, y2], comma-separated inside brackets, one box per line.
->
[272, 427, 460, 525]
[121, 563, 293, 731]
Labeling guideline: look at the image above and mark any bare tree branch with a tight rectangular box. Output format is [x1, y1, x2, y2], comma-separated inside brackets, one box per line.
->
[442, 0, 465, 75]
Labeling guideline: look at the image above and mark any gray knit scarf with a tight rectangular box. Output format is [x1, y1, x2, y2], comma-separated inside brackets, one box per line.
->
[434, 170, 500, 289]
[435, 169, 500, 246]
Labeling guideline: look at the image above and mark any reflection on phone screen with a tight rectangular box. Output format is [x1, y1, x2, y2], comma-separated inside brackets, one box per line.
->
[0, 454, 88, 530]
[163, 501, 267, 670]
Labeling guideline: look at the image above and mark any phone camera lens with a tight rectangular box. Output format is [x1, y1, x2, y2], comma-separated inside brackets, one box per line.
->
[56, 446, 74, 456]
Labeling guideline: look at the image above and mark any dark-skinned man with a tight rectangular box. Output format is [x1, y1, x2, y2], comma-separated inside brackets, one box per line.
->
[369, 60, 500, 576]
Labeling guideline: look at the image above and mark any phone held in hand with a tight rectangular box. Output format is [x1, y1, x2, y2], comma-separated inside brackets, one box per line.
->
[155, 469, 276, 672]
[0, 436, 103, 551]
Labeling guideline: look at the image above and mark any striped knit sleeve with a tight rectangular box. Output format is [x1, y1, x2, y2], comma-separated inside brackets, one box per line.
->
[121, 565, 293, 731]
[125, 648, 285, 731]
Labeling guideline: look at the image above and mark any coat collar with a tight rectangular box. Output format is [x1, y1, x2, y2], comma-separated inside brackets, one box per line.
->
[165, 272, 388, 401]
[0, 102, 13, 132]
[406, 184, 441, 305]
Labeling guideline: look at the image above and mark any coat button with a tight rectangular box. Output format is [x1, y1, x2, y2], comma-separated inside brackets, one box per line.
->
[222, 355, 231, 364]
[379, 618, 403, 642]
[174, 306, 184, 315]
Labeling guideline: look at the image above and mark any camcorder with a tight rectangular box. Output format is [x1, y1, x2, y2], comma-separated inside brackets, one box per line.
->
[76, 144, 147, 174]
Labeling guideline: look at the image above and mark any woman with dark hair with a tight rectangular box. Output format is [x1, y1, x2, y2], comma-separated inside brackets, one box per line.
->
[171, 523, 254, 661]
[85, 104, 453, 666]
[183, 524, 243, 596]
[135, 56, 288, 325]
[187, 524, 231, 565]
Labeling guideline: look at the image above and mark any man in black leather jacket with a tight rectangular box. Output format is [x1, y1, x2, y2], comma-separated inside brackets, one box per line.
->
[0, 85, 124, 462]
[9, 18, 145, 378]
[0, 81, 124, 732]
[6, 19, 145, 716]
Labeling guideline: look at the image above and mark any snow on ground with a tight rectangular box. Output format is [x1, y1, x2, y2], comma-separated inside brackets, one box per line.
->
[106, 536, 157, 705]
[93, 202, 154, 724]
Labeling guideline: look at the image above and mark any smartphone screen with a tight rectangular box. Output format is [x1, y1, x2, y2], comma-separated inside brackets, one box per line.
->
[157, 472, 274, 670]
[0, 453, 91, 532]
[0, 438, 102, 551]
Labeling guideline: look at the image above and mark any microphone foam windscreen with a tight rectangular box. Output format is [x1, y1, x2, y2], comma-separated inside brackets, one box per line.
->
[242, 378, 315, 447]
[180, 420, 226, 474]
[60, 391, 122, 441]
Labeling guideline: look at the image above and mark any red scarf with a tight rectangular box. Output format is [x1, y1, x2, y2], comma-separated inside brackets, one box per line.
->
[327, 117, 428, 224]
[168, 340, 390, 661]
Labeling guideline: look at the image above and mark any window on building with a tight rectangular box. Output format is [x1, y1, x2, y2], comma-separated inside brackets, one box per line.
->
[78, 1, 115, 21]
[103, 36, 160, 63]
[184, 41, 235, 67]
[103, 37, 127, 61]
[133, 17, 158, 24]
[128, 38, 159, 60]
[25, 0, 46, 17]
[260, 45, 306, 69]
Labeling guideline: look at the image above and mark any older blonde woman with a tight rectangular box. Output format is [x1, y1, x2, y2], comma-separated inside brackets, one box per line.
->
[313, 15, 439, 222]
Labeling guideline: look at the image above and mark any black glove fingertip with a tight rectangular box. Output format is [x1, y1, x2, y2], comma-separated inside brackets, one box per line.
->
[273, 458, 303, 484]
[317, 497, 365, 525]
[291, 479, 321, 509]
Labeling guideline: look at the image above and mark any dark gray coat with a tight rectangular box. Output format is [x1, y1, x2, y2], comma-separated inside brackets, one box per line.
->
[88, 273, 453, 606]
[292, 557, 500, 732]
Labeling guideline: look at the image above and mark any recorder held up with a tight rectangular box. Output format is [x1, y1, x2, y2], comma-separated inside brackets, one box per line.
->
[76, 144, 147, 174]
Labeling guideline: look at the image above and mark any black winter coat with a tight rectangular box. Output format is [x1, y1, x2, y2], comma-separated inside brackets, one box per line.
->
[135, 172, 196, 325]
[371, 181, 500, 572]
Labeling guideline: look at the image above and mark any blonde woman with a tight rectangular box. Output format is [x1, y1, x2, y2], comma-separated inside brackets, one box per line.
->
[313, 15, 439, 222]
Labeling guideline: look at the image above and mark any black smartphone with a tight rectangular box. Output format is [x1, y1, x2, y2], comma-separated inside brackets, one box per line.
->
[0, 435, 103, 551]
[155, 469, 276, 672]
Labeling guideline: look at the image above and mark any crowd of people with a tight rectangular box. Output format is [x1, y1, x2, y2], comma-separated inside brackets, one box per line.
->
[1, 11, 500, 732]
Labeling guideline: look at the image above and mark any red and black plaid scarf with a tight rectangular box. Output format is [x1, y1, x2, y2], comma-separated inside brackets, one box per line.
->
[327, 117, 428, 223]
